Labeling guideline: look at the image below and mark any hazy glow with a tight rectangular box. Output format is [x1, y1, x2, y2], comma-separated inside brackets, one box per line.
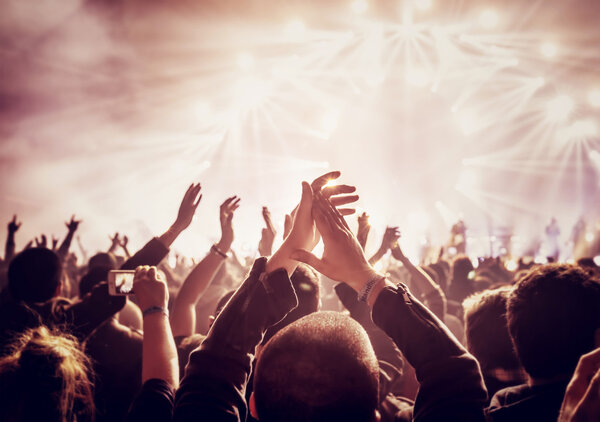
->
[540, 42, 558, 58]
[351, 0, 368, 14]
[546, 95, 575, 122]
[414, 0, 433, 12]
[479, 9, 500, 29]
[321, 109, 340, 137]
[236, 52, 255, 71]
[589, 89, 600, 108]
[284, 19, 306, 38]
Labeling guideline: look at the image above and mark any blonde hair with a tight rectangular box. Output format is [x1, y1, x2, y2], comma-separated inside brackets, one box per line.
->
[0, 325, 95, 421]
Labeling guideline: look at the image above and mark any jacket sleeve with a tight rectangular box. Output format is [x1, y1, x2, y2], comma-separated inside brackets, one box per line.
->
[174, 258, 298, 422]
[120, 238, 170, 270]
[372, 283, 488, 422]
[127, 378, 175, 422]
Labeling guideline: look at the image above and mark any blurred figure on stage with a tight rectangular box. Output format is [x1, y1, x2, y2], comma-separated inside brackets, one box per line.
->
[545, 217, 561, 261]
[569, 216, 587, 260]
[449, 219, 467, 255]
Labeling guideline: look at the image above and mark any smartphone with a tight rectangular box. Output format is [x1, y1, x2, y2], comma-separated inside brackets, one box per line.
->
[108, 270, 135, 296]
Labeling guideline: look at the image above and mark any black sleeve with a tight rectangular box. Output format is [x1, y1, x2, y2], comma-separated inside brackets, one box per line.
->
[174, 258, 298, 422]
[121, 238, 170, 270]
[372, 283, 488, 422]
[127, 378, 174, 422]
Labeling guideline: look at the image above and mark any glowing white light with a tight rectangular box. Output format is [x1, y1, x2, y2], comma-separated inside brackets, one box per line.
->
[284, 19, 306, 38]
[374, 260, 384, 271]
[324, 179, 338, 188]
[405, 68, 431, 87]
[585, 232, 595, 242]
[234, 76, 269, 109]
[540, 42, 558, 58]
[447, 246, 457, 255]
[351, 0, 368, 14]
[571, 120, 598, 138]
[505, 260, 518, 271]
[236, 52, 255, 71]
[588, 89, 600, 108]
[534, 256, 548, 264]
[594, 256, 600, 266]
[415, 0, 432, 11]
[479, 9, 499, 29]
[321, 109, 340, 135]
[546, 95, 575, 122]
[457, 111, 478, 135]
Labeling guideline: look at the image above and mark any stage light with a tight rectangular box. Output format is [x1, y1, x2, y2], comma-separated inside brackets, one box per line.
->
[540, 42, 558, 59]
[585, 232, 595, 242]
[479, 9, 499, 29]
[284, 19, 306, 38]
[571, 120, 598, 138]
[324, 179, 337, 188]
[594, 256, 600, 266]
[414, 0, 433, 12]
[351, 0, 368, 14]
[505, 260, 518, 272]
[546, 95, 575, 122]
[588, 89, 600, 108]
[534, 256, 548, 264]
[236, 52, 255, 71]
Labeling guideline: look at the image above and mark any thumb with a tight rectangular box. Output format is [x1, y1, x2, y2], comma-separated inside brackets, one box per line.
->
[290, 249, 327, 275]
[296, 181, 313, 218]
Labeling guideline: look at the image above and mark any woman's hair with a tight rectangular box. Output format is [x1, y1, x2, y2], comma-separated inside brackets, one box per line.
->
[0, 325, 95, 422]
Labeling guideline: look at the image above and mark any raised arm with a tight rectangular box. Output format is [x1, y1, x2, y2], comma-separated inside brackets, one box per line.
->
[292, 193, 487, 422]
[369, 226, 400, 266]
[170, 196, 240, 338]
[127, 266, 179, 422]
[257, 206, 276, 257]
[57, 215, 81, 260]
[391, 242, 447, 319]
[5, 214, 21, 262]
[356, 212, 371, 251]
[121, 183, 202, 270]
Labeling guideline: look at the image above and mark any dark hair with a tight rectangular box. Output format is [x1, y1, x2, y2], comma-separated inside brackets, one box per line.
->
[452, 255, 474, 282]
[507, 264, 600, 379]
[463, 287, 521, 371]
[261, 264, 320, 345]
[253, 311, 379, 422]
[8, 248, 62, 303]
[0, 325, 95, 421]
[87, 253, 117, 272]
[79, 266, 110, 297]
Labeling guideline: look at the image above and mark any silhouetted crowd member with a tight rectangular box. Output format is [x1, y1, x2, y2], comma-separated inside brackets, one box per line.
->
[1, 172, 600, 422]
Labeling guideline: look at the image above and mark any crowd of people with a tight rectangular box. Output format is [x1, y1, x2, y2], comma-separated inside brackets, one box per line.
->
[0, 171, 599, 422]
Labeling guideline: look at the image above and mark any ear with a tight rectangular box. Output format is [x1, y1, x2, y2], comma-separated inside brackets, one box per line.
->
[249, 392, 259, 420]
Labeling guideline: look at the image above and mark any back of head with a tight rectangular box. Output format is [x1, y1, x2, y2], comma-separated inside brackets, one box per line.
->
[254, 311, 379, 422]
[0, 325, 94, 421]
[79, 266, 110, 297]
[88, 252, 117, 272]
[507, 264, 600, 380]
[463, 287, 520, 372]
[261, 264, 321, 345]
[452, 255, 474, 283]
[8, 248, 62, 303]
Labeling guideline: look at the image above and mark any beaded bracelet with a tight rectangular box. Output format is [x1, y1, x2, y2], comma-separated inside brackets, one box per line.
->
[142, 306, 169, 318]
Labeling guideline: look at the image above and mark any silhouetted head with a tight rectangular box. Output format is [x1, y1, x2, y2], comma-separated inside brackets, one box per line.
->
[463, 286, 521, 372]
[0, 325, 95, 421]
[452, 255, 474, 283]
[79, 266, 110, 297]
[253, 311, 379, 422]
[88, 252, 117, 271]
[261, 264, 321, 345]
[8, 248, 62, 303]
[507, 264, 600, 380]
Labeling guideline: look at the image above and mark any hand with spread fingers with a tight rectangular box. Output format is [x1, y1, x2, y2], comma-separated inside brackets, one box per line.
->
[258, 206, 277, 256]
[218, 196, 241, 253]
[8, 215, 21, 233]
[173, 183, 203, 232]
[291, 192, 380, 293]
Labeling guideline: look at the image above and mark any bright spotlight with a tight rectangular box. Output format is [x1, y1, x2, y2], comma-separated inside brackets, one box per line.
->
[351, 0, 368, 14]
[479, 9, 499, 29]
[505, 260, 518, 272]
[236, 52, 255, 71]
[546, 95, 575, 122]
[415, 0, 433, 11]
[585, 232, 595, 243]
[594, 256, 600, 266]
[540, 42, 558, 58]
[588, 89, 600, 108]
[284, 19, 306, 38]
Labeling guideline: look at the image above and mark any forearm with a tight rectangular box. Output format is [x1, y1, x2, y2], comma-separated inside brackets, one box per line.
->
[158, 224, 184, 249]
[170, 249, 226, 337]
[369, 247, 387, 266]
[57, 231, 75, 260]
[5, 232, 15, 261]
[400, 257, 446, 318]
[142, 313, 179, 388]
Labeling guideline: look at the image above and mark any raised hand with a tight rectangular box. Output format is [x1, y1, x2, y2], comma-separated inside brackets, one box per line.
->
[51, 235, 59, 251]
[173, 183, 202, 232]
[381, 226, 401, 251]
[65, 215, 81, 233]
[118, 234, 129, 249]
[283, 213, 293, 239]
[218, 196, 241, 252]
[35, 234, 48, 248]
[559, 347, 600, 422]
[356, 212, 371, 250]
[258, 206, 276, 256]
[8, 215, 21, 233]
[133, 266, 169, 311]
[291, 192, 377, 293]
[108, 232, 120, 253]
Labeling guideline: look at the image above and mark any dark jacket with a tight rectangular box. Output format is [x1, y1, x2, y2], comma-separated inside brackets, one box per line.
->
[130, 258, 488, 422]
